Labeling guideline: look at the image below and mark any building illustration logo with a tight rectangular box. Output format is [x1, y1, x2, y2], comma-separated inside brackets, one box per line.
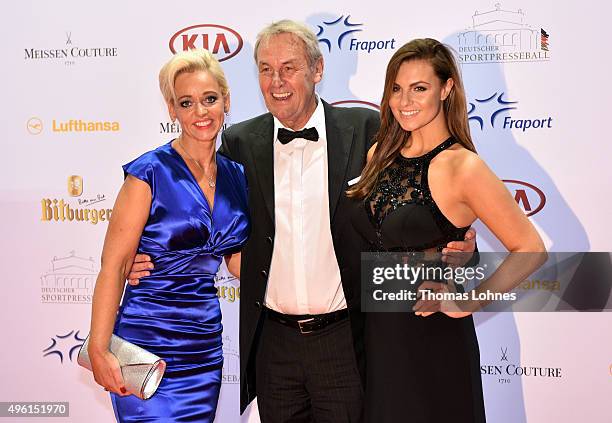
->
[40, 251, 98, 304]
[222, 336, 239, 384]
[454, 3, 550, 64]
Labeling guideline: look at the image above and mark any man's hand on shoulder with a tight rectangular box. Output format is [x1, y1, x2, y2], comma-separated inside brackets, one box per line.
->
[127, 254, 153, 286]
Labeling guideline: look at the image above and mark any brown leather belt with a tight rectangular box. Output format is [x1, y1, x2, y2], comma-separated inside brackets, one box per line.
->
[264, 307, 349, 334]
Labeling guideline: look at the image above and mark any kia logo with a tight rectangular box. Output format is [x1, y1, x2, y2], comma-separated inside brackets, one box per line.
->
[503, 180, 546, 217]
[169, 24, 243, 62]
[331, 100, 380, 111]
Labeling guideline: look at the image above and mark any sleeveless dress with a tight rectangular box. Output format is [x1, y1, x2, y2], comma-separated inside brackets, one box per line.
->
[110, 141, 250, 422]
[351, 138, 486, 423]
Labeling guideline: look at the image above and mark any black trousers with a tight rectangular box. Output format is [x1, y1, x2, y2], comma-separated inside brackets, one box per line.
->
[255, 314, 363, 423]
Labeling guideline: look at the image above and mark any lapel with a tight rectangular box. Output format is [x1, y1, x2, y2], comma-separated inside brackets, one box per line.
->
[248, 114, 276, 222]
[323, 100, 355, 221]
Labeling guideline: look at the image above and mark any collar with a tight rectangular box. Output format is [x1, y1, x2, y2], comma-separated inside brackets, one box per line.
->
[273, 95, 326, 146]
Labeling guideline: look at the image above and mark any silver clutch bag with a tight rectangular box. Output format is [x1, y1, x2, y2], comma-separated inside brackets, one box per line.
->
[77, 334, 166, 400]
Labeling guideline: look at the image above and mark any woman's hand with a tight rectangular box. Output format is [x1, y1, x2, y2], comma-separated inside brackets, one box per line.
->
[224, 252, 241, 278]
[127, 254, 154, 286]
[90, 349, 129, 396]
[413, 280, 476, 318]
[88, 175, 151, 397]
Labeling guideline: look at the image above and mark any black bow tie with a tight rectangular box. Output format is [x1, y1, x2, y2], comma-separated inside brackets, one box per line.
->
[277, 127, 319, 144]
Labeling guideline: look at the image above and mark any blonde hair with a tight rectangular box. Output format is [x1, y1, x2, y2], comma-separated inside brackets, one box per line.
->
[158, 49, 229, 104]
[254, 19, 322, 66]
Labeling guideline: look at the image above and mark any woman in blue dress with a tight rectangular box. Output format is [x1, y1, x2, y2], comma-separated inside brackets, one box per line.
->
[87, 49, 249, 422]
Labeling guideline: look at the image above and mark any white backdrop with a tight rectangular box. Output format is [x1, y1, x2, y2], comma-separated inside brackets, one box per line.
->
[1, 1, 611, 422]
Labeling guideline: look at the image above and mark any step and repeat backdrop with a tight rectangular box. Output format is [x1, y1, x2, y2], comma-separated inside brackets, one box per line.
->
[1, 0, 611, 422]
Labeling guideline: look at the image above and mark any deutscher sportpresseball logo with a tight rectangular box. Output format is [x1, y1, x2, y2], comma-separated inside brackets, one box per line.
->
[40, 251, 98, 304]
[452, 3, 550, 64]
[222, 336, 239, 384]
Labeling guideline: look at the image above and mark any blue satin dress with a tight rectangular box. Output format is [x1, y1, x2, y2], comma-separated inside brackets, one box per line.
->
[110, 141, 250, 422]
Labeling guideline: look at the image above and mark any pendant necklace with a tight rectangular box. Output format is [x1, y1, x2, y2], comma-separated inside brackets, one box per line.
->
[177, 137, 216, 188]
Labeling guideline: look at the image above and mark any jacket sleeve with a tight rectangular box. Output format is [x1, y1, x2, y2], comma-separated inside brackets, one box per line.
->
[219, 129, 239, 162]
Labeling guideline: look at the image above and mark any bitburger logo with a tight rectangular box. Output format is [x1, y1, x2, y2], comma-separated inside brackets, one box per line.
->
[169, 24, 243, 62]
[41, 176, 112, 225]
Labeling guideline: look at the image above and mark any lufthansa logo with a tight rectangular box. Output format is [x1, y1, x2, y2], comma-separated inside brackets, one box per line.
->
[27, 117, 43, 135]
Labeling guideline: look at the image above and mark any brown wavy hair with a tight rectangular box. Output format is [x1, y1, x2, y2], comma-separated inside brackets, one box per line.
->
[348, 38, 476, 199]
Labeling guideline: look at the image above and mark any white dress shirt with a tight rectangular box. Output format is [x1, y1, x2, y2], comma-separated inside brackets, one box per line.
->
[264, 98, 347, 315]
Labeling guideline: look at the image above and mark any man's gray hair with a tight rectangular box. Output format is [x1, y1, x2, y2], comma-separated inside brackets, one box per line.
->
[254, 19, 323, 66]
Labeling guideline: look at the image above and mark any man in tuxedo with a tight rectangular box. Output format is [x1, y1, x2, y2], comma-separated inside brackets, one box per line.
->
[128, 20, 475, 422]
[220, 21, 380, 422]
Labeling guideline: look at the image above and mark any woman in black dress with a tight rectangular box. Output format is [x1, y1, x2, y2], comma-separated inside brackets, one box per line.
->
[349, 39, 546, 422]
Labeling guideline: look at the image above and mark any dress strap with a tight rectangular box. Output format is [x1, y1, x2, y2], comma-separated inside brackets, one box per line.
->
[422, 137, 457, 161]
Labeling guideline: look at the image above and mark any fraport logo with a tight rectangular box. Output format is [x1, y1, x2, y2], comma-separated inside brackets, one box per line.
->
[43, 330, 86, 364]
[468, 92, 553, 132]
[316, 14, 396, 54]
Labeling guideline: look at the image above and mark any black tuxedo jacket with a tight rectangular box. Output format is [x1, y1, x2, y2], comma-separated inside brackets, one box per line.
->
[219, 100, 380, 413]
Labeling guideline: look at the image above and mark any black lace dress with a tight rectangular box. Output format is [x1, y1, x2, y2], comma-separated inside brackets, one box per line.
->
[351, 138, 486, 423]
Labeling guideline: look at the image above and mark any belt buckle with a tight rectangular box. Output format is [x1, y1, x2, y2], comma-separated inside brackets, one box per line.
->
[298, 318, 315, 334]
